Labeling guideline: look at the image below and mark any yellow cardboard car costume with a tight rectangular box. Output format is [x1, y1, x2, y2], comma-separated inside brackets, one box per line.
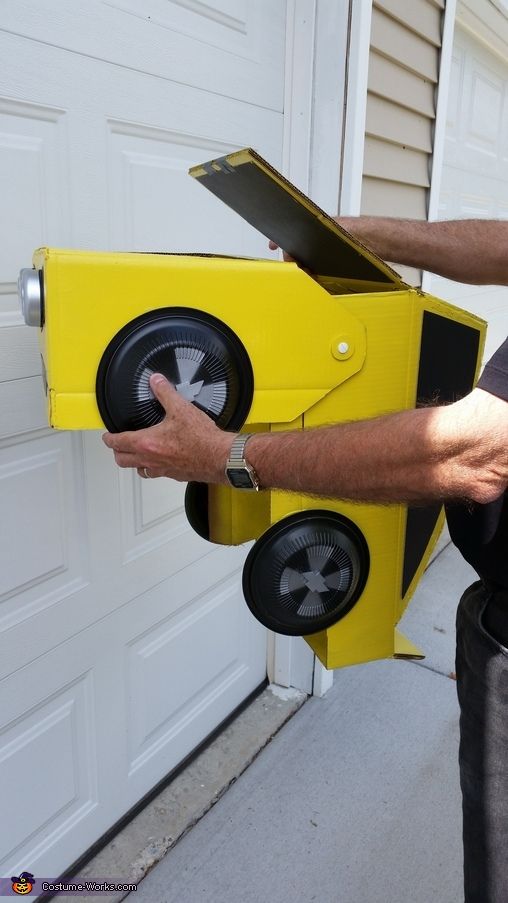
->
[18, 149, 486, 670]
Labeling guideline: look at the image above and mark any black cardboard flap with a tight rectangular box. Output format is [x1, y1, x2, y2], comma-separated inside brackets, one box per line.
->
[189, 148, 406, 291]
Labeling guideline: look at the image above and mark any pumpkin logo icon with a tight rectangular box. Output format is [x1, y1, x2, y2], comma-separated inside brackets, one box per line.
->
[11, 872, 34, 894]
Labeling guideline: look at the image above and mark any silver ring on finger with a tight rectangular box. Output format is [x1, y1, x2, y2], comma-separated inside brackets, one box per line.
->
[142, 467, 151, 479]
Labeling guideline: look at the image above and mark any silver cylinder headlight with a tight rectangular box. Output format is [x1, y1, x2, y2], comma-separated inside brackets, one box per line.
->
[18, 268, 42, 326]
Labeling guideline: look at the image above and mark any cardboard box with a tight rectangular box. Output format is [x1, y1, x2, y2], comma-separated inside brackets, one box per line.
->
[18, 148, 486, 668]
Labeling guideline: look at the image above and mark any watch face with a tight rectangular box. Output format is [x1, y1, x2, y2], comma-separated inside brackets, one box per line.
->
[227, 467, 255, 489]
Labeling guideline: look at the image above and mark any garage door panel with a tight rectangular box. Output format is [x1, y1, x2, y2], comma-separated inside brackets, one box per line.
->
[0, 1, 282, 876]
[440, 182, 508, 221]
[1, 447, 67, 597]
[0, 559, 264, 877]
[0, 377, 47, 438]
[2, 32, 283, 255]
[429, 25, 508, 363]
[0, 667, 97, 876]
[444, 38, 508, 179]
[0, 327, 41, 382]
[123, 575, 266, 801]
[84, 436, 220, 585]
[3, 0, 285, 110]
[466, 63, 505, 154]
[0, 516, 249, 682]
[438, 173, 498, 218]
[0, 634, 119, 878]
[119, 470, 189, 563]
[0, 97, 69, 323]
[0, 432, 90, 631]
[107, 120, 269, 255]
[106, 0, 251, 56]
[126, 572, 250, 775]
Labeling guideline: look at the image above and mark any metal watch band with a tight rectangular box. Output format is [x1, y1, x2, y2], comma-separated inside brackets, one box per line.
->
[228, 433, 253, 464]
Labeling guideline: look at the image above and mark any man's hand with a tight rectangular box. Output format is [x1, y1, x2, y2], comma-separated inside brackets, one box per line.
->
[268, 239, 294, 262]
[102, 373, 234, 482]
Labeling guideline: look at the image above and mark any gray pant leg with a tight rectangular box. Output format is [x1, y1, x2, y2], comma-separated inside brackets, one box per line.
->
[456, 581, 508, 903]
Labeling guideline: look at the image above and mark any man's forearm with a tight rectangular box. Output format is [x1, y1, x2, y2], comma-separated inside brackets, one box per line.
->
[241, 391, 508, 506]
[338, 217, 508, 286]
[103, 379, 508, 505]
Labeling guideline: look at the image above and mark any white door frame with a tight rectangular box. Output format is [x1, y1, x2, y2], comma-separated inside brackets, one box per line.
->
[421, 0, 457, 292]
[269, 0, 370, 695]
[339, 0, 374, 215]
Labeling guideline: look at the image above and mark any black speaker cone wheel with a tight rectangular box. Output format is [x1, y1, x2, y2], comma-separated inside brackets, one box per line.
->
[184, 481, 211, 542]
[96, 307, 253, 433]
[243, 511, 369, 636]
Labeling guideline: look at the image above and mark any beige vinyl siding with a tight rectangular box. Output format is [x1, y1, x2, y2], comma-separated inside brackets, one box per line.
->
[362, 0, 445, 284]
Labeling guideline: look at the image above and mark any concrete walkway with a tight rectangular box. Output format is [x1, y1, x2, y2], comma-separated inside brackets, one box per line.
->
[129, 543, 476, 903]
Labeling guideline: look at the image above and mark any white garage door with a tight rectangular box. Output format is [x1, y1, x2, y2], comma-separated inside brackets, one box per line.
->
[428, 23, 508, 360]
[0, 0, 285, 879]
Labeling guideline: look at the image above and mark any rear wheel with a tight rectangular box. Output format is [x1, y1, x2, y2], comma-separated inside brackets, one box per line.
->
[184, 482, 211, 541]
[242, 511, 369, 636]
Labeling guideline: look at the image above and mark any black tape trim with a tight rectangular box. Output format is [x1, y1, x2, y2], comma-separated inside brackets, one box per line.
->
[401, 311, 481, 597]
[216, 156, 236, 174]
[416, 311, 481, 407]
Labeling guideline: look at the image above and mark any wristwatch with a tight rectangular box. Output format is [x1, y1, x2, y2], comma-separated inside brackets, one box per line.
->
[225, 434, 260, 490]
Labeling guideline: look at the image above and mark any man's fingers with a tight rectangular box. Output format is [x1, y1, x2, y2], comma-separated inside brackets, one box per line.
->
[268, 241, 295, 263]
[114, 451, 139, 468]
[137, 466, 167, 480]
[149, 372, 180, 413]
[102, 431, 137, 453]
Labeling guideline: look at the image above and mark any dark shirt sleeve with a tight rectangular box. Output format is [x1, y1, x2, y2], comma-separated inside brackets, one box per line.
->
[477, 337, 508, 402]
